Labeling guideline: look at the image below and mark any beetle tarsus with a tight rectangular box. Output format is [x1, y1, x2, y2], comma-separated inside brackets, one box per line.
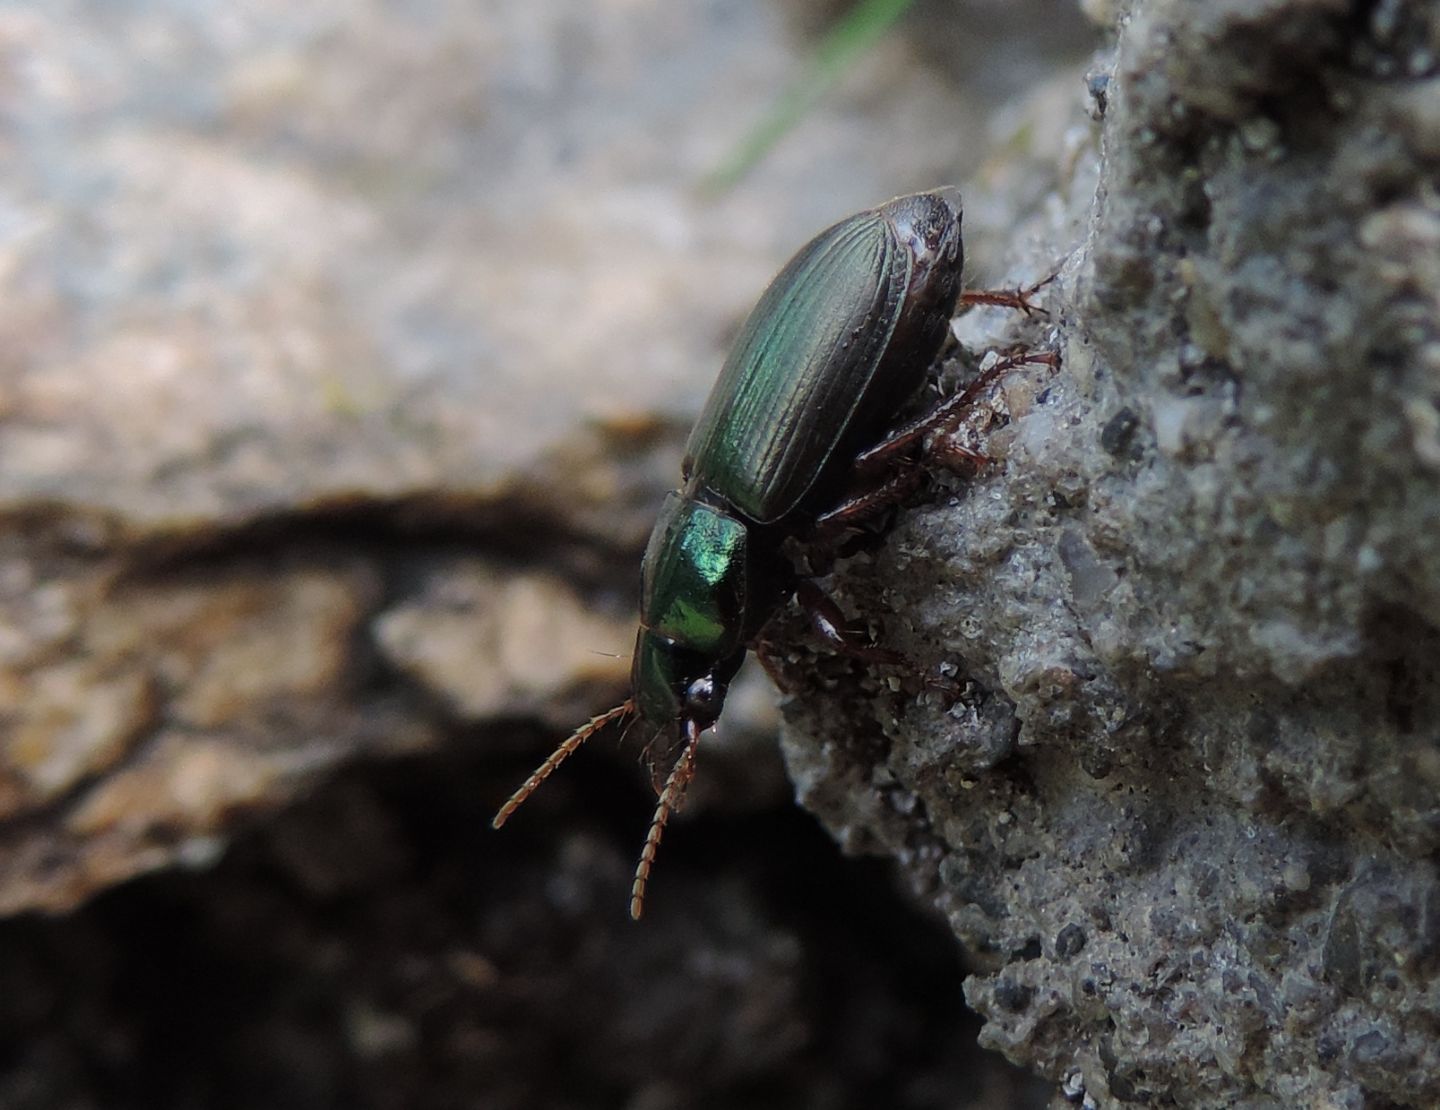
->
[959, 269, 1059, 316]
[630, 718, 702, 920]
[492, 699, 635, 829]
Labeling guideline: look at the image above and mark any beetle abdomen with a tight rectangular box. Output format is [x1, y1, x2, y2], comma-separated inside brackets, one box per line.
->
[683, 208, 908, 525]
[682, 192, 964, 527]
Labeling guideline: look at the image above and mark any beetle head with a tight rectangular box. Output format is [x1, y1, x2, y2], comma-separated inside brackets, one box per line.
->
[631, 628, 743, 739]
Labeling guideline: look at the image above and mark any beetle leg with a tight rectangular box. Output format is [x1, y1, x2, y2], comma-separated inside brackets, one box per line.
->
[926, 439, 991, 471]
[811, 464, 927, 540]
[630, 717, 702, 920]
[809, 348, 1060, 541]
[796, 579, 905, 666]
[856, 348, 1059, 475]
[958, 270, 1058, 316]
[492, 699, 636, 829]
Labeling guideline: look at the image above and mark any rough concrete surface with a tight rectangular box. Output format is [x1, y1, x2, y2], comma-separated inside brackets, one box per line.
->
[779, 0, 1440, 1106]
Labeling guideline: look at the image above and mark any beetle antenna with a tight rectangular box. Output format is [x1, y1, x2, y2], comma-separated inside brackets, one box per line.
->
[630, 718, 703, 920]
[492, 699, 635, 829]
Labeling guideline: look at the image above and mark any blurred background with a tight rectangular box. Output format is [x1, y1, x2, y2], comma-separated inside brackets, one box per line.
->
[0, 2, 1097, 1106]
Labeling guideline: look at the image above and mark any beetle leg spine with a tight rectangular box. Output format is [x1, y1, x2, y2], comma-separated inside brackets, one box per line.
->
[492, 699, 635, 829]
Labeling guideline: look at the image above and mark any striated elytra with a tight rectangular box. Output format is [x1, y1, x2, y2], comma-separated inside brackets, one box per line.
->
[495, 191, 967, 918]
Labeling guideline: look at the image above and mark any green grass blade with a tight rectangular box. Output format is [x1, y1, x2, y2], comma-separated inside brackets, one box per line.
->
[704, 0, 918, 193]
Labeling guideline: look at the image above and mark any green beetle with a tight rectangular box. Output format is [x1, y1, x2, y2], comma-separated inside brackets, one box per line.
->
[496, 192, 969, 917]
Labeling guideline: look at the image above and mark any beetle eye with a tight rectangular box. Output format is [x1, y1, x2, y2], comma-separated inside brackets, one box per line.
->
[684, 676, 719, 718]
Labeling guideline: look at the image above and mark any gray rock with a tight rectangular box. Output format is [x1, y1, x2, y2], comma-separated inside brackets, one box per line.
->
[779, 0, 1440, 1105]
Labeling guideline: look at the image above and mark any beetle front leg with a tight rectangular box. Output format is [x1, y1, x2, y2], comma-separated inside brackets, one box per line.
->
[792, 581, 964, 698]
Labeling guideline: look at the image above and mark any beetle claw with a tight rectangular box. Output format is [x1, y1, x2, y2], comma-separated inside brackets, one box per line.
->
[959, 269, 1059, 316]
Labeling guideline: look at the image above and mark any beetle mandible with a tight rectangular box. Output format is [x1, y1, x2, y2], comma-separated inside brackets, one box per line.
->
[495, 191, 1027, 918]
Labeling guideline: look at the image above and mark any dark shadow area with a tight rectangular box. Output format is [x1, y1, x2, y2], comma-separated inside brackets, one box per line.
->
[0, 742, 1050, 1110]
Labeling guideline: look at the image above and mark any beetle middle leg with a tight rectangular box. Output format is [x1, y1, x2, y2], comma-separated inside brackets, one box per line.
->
[808, 347, 1060, 546]
[856, 348, 1060, 476]
[810, 463, 927, 541]
[783, 348, 1060, 684]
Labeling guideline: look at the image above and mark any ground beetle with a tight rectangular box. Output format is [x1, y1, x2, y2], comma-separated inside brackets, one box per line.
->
[494, 191, 1049, 917]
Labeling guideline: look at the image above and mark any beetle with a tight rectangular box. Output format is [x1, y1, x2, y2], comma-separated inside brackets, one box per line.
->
[493, 190, 1046, 918]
